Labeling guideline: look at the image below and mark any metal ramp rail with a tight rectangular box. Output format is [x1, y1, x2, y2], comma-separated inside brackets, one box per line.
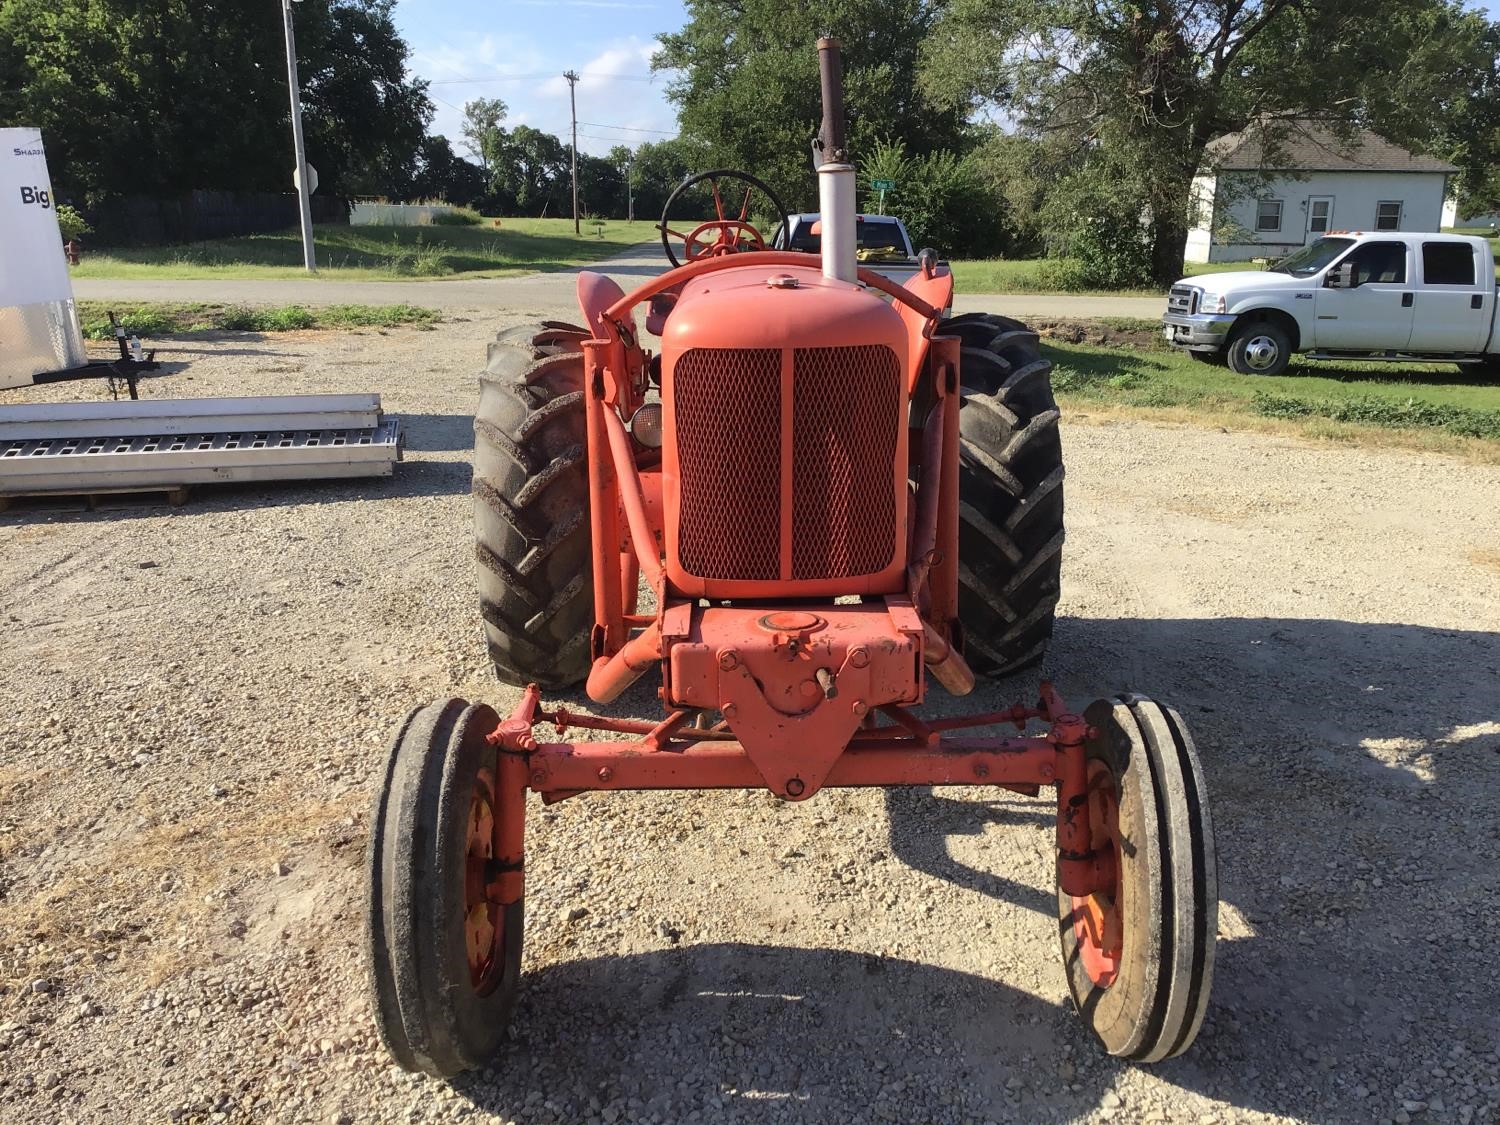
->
[0, 394, 401, 497]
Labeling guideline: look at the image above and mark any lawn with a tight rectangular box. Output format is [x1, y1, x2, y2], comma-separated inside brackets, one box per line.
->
[1042, 334, 1500, 454]
[948, 257, 1271, 296]
[70, 218, 661, 281]
[75, 300, 439, 338]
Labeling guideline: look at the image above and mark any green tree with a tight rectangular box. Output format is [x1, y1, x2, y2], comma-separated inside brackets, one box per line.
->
[491, 125, 570, 216]
[859, 138, 1006, 256]
[654, 0, 968, 212]
[0, 0, 431, 204]
[461, 97, 509, 171]
[577, 152, 626, 218]
[406, 136, 488, 205]
[921, 0, 1498, 285]
[628, 136, 711, 223]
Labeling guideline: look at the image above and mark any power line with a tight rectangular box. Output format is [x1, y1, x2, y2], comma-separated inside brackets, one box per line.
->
[577, 120, 675, 135]
[425, 71, 660, 86]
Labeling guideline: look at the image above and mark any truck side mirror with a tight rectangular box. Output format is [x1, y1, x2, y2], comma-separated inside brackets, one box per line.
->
[1326, 262, 1355, 289]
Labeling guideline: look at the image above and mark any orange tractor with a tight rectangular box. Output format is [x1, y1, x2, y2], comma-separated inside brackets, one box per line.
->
[366, 39, 1216, 1077]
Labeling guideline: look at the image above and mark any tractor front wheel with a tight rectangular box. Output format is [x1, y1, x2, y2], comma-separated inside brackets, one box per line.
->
[940, 313, 1065, 678]
[1057, 694, 1217, 1061]
[474, 322, 594, 688]
[366, 699, 526, 1077]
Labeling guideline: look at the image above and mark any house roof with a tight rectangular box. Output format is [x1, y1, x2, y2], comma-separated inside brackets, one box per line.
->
[1206, 121, 1457, 174]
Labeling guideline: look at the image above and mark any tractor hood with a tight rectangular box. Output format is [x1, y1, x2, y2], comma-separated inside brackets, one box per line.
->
[662, 263, 906, 356]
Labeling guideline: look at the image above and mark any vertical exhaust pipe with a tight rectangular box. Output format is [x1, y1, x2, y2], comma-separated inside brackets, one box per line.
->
[816, 37, 856, 284]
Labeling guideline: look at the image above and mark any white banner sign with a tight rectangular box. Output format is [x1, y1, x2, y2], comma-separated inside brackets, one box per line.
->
[0, 127, 73, 308]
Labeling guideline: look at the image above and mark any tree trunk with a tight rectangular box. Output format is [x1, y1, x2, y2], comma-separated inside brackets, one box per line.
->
[1149, 213, 1190, 288]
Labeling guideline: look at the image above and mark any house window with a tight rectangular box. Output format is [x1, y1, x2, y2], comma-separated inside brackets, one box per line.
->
[1308, 199, 1332, 234]
[1376, 201, 1403, 231]
[1255, 198, 1283, 233]
[1422, 242, 1476, 285]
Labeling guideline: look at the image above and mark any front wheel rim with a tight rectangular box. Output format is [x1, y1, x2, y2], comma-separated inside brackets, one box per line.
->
[1069, 759, 1123, 988]
[1243, 335, 1280, 371]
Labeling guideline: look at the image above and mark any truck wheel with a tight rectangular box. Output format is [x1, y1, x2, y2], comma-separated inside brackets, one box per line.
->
[1225, 320, 1290, 376]
[474, 322, 594, 688]
[938, 313, 1065, 678]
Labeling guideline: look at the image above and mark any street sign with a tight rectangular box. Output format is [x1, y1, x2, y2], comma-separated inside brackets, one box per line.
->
[872, 179, 895, 191]
[293, 163, 319, 195]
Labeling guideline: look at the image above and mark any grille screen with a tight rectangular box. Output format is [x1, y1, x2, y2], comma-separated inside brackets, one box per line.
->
[672, 344, 901, 583]
[792, 346, 901, 579]
[673, 347, 781, 580]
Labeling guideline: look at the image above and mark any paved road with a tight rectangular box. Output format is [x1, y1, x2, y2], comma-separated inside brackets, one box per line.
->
[72, 244, 1167, 321]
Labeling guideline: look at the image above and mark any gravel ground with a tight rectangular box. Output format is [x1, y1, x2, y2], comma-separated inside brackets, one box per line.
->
[1, 314, 1498, 1125]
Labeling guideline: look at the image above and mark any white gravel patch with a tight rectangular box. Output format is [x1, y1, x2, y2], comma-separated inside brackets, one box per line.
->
[1, 320, 1498, 1124]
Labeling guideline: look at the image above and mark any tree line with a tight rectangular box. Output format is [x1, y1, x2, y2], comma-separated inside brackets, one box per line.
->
[4, 0, 1497, 287]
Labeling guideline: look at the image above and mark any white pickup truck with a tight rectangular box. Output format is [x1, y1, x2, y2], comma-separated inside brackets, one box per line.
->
[1162, 232, 1500, 377]
[770, 212, 932, 287]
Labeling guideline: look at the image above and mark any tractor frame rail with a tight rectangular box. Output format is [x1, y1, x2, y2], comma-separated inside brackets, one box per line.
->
[486, 680, 1115, 901]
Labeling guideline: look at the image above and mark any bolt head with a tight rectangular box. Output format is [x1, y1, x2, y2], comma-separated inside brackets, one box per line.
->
[597, 766, 613, 782]
[722, 703, 738, 720]
[718, 649, 740, 672]
[974, 762, 990, 779]
[529, 769, 546, 787]
[848, 646, 870, 669]
[851, 701, 867, 718]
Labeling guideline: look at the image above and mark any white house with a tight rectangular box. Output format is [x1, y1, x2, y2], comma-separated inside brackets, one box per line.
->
[1185, 122, 1456, 264]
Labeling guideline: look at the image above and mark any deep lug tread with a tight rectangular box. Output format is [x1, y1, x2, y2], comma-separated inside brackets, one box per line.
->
[940, 314, 1065, 678]
[474, 324, 594, 688]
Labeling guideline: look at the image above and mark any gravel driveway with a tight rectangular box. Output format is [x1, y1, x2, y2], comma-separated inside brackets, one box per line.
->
[1, 317, 1497, 1125]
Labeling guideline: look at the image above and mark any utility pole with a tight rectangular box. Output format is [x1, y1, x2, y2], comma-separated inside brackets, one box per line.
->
[281, 0, 317, 273]
[564, 70, 580, 234]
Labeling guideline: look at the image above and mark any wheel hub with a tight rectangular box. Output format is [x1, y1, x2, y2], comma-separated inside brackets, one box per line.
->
[1244, 335, 1279, 371]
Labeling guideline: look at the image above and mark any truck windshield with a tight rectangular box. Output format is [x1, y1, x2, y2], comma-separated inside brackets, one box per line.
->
[786, 219, 908, 258]
[1269, 237, 1355, 277]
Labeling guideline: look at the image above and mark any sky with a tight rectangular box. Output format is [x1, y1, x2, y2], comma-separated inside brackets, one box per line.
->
[393, 0, 1500, 160]
[392, 0, 688, 157]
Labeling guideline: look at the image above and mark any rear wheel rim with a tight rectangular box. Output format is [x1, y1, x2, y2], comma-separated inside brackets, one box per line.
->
[1069, 759, 1123, 988]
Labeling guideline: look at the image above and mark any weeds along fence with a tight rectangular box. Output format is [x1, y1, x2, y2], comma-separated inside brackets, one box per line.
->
[86, 191, 348, 247]
[351, 202, 481, 227]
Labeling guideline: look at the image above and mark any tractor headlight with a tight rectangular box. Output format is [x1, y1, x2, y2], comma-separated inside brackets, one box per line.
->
[629, 403, 664, 448]
[1199, 291, 1227, 314]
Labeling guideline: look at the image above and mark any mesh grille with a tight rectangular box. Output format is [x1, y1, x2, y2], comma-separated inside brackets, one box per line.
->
[792, 346, 901, 579]
[673, 348, 781, 580]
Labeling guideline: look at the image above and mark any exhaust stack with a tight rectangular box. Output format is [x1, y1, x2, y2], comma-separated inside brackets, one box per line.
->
[815, 37, 856, 284]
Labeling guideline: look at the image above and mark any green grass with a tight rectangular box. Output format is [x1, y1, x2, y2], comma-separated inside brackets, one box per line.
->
[76, 300, 439, 338]
[71, 218, 660, 281]
[947, 257, 1266, 296]
[1044, 337, 1500, 448]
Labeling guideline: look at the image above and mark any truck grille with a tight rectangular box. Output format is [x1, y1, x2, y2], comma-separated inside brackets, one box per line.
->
[672, 344, 902, 583]
[1168, 285, 1199, 315]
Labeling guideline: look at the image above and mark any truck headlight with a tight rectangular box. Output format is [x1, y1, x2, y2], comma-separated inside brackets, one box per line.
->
[1199, 291, 1227, 314]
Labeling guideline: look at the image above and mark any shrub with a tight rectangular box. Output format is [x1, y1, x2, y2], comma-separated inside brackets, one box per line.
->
[56, 204, 91, 242]
[431, 206, 483, 226]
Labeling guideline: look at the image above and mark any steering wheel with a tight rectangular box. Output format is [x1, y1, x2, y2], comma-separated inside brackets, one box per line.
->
[659, 168, 791, 269]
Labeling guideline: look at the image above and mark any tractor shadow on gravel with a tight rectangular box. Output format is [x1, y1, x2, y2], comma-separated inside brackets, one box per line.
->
[445, 939, 1399, 1123]
[882, 614, 1498, 1121]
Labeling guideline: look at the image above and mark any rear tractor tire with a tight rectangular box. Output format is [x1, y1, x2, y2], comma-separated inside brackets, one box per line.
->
[473, 322, 595, 688]
[1057, 694, 1217, 1061]
[938, 313, 1066, 678]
